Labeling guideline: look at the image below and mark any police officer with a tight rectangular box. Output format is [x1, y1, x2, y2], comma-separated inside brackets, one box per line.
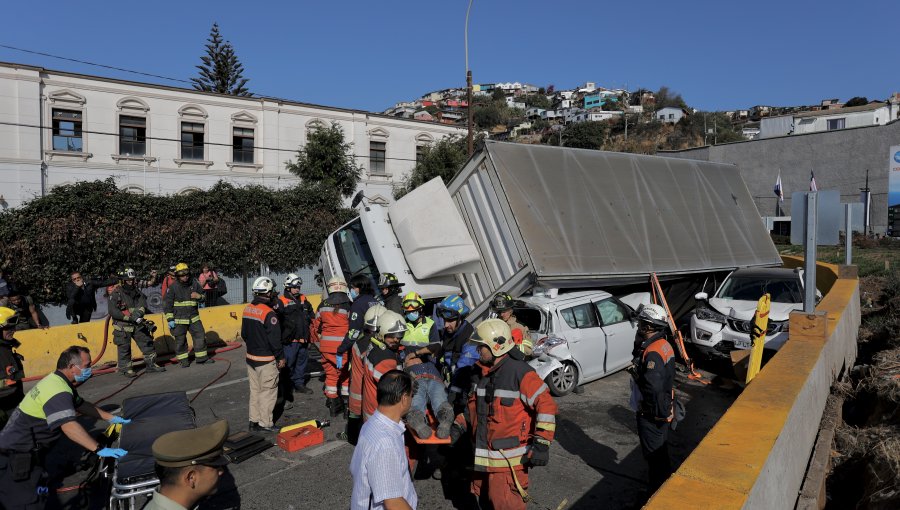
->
[0, 307, 25, 429]
[279, 274, 312, 394]
[0, 346, 130, 508]
[148, 419, 230, 510]
[243, 277, 285, 432]
[109, 268, 166, 377]
[164, 263, 212, 367]
[376, 273, 405, 314]
[630, 303, 676, 491]
[490, 292, 534, 356]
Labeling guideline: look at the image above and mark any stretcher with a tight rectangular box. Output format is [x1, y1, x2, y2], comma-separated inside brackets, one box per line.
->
[105, 391, 196, 510]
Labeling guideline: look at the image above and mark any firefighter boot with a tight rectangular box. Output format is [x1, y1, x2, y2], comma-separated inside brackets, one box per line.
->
[406, 409, 432, 439]
[144, 354, 166, 373]
[436, 402, 455, 439]
[343, 397, 350, 420]
[328, 398, 345, 418]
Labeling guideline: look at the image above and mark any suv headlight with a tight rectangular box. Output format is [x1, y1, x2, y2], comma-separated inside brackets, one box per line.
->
[695, 306, 727, 324]
[532, 336, 566, 356]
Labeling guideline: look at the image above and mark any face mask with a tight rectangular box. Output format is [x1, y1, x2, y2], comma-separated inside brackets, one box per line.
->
[405, 311, 420, 322]
[74, 366, 92, 383]
[349, 289, 359, 301]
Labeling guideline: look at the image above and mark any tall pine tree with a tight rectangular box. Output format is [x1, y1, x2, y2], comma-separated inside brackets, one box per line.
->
[191, 23, 251, 96]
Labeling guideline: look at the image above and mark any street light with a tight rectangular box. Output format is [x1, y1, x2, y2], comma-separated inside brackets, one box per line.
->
[465, 0, 474, 155]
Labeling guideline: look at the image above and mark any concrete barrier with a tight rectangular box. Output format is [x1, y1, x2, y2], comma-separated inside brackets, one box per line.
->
[12, 295, 322, 378]
[646, 258, 859, 509]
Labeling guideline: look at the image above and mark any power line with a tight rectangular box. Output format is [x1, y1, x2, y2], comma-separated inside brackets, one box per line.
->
[0, 120, 422, 161]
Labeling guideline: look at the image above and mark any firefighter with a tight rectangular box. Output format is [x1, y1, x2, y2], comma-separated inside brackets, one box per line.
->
[490, 292, 534, 356]
[0, 307, 25, 429]
[163, 263, 212, 367]
[279, 274, 312, 394]
[377, 273, 405, 314]
[109, 268, 165, 377]
[339, 304, 386, 443]
[449, 319, 558, 510]
[243, 277, 285, 433]
[630, 303, 676, 491]
[336, 274, 379, 416]
[360, 310, 406, 421]
[314, 276, 352, 417]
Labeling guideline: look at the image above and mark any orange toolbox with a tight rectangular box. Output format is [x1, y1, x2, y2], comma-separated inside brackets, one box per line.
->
[277, 425, 324, 452]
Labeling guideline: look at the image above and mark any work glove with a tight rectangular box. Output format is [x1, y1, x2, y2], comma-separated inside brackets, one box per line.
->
[109, 416, 131, 425]
[448, 423, 465, 445]
[97, 448, 128, 459]
[168, 320, 176, 329]
[65, 306, 72, 320]
[336, 355, 344, 369]
[528, 437, 551, 467]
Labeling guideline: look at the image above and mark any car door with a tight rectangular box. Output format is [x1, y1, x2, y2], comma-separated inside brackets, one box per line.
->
[557, 301, 605, 381]
[594, 297, 636, 375]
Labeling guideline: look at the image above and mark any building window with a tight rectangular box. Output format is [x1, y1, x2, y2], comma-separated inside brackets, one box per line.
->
[52, 109, 83, 151]
[669, 114, 675, 119]
[370, 141, 386, 173]
[180, 122, 205, 160]
[233, 127, 254, 163]
[119, 116, 146, 156]
[416, 145, 426, 164]
[827, 118, 846, 130]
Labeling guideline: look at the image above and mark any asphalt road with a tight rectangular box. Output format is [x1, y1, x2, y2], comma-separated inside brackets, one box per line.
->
[39, 343, 736, 510]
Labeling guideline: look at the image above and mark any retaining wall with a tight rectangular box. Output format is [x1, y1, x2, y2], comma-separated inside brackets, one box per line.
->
[646, 258, 859, 509]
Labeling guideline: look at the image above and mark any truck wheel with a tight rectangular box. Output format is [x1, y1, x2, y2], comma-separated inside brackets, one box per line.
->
[546, 362, 578, 397]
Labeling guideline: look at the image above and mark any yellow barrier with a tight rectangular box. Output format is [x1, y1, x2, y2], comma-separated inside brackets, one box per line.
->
[646, 257, 859, 509]
[12, 294, 322, 378]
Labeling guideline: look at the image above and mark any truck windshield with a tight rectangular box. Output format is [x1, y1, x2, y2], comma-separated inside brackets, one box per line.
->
[333, 219, 378, 280]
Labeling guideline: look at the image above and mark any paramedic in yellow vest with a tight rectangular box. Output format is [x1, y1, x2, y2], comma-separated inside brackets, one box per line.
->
[164, 263, 212, 367]
[0, 346, 130, 508]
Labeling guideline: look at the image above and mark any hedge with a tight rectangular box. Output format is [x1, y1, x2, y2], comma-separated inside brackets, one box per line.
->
[0, 179, 353, 304]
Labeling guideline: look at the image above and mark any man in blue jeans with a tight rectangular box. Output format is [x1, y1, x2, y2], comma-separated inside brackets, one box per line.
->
[400, 292, 455, 440]
[279, 274, 312, 394]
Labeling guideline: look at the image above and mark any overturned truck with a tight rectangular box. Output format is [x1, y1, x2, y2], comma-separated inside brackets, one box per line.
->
[319, 141, 781, 317]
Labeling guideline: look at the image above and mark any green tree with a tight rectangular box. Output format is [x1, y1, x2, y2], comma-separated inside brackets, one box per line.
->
[474, 102, 508, 129]
[492, 88, 506, 101]
[562, 121, 610, 150]
[844, 96, 868, 107]
[191, 23, 252, 96]
[654, 86, 687, 109]
[394, 136, 468, 199]
[522, 94, 553, 109]
[285, 122, 362, 198]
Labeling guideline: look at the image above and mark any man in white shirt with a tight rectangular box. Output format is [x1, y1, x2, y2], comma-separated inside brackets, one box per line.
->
[350, 370, 418, 510]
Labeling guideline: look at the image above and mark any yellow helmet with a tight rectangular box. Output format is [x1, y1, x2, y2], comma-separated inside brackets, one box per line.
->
[402, 292, 425, 311]
[0, 306, 17, 329]
[471, 318, 515, 357]
[174, 262, 190, 276]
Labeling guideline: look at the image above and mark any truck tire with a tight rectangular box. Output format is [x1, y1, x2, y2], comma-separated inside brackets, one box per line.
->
[546, 362, 578, 397]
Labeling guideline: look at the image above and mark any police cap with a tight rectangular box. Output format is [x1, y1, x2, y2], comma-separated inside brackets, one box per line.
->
[152, 419, 230, 468]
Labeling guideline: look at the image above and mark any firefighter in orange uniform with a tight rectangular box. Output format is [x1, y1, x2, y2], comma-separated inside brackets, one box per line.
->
[313, 276, 352, 417]
[449, 319, 557, 510]
[360, 311, 406, 421]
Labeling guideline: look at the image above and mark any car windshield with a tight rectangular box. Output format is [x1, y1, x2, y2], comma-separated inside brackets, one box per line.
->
[716, 276, 803, 304]
[333, 218, 378, 281]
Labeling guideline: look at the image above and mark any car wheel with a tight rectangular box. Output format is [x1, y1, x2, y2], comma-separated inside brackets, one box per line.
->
[546, 362, 578, 397]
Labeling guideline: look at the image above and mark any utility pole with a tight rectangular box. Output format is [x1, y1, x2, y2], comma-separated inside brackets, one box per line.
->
[465, 0, 474, 155]
[860, 168, 871, 236]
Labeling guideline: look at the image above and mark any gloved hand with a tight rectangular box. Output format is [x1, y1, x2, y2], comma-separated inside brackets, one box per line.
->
[336, 355, 344, 369]
[97, 448, 128, 459]
[65, 306, 72, 320]
[168, 320, 176, 329]
[133, 317, 145, 326]
[528, 437, 551, 467]
[109, 416, 131, 425]
[449, 423, 465, 445]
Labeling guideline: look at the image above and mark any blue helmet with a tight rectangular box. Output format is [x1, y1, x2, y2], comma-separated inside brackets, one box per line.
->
[436, 294, 470, 320]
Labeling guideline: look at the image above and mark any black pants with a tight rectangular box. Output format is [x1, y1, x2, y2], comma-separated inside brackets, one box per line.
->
[113, 328, 156, 371]
[636, 413, 672, 491]
[0, 452, 46, 509]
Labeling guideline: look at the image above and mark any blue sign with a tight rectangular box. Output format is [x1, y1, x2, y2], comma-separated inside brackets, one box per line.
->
[894, 151, 900, 164]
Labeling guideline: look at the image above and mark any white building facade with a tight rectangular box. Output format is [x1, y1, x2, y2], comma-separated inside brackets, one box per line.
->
[758, 101, 900, 139]
[0, 62, 463, 209]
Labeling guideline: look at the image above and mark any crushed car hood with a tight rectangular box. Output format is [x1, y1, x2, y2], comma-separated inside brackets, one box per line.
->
[709, 298, 800, 322]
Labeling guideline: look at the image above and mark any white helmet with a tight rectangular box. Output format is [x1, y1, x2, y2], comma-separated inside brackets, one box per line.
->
[377, 310, 407, 339]
[284, 273, 303, 289]
[327, 276, 349, 295]
[471, 318, 515, 357]
[363, 304, 388, 332]
[252, 276, 275, 295]
[638, 303, 669, 329]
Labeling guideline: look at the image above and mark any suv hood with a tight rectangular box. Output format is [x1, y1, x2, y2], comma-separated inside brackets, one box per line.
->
[709, 297, 800, 322]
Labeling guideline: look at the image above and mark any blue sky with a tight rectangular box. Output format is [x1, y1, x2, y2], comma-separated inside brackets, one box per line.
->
[2, 0, 896, 112]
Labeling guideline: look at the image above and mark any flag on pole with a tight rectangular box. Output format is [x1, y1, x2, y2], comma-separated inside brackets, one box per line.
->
[774, 172, 784, 202]
[809, 171, 818, 192]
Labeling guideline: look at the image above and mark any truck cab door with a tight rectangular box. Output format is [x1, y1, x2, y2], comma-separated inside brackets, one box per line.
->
[593, 297, 636, 375]
[556, 302, 604, 381]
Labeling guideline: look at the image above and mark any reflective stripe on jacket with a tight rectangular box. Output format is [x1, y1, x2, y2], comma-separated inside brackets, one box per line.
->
[163, 279, 204, 323]
[315, 302, 350, 354]
[242, 299, 283, 366]
[361, 339, 400, 420]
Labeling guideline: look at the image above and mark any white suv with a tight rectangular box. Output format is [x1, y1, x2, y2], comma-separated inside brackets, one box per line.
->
[689, 267, 816, 359]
